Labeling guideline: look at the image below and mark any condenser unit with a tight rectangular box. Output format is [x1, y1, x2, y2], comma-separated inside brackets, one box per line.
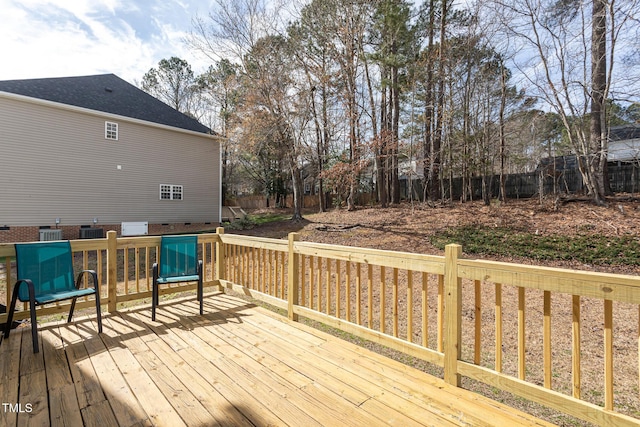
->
[79, 228, 104, 239]
[39, 229, 63, 241]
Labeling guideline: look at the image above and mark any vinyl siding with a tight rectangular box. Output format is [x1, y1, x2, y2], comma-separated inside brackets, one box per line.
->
[0, 94, 220, 227]
[609, 139, 640, 162]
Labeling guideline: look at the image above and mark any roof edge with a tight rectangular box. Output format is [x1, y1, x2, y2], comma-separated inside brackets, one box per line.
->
[0, 90, 223, 141]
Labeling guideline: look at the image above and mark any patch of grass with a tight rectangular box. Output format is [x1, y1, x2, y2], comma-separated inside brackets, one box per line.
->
[224, 213, 291, 230]
[430, 225, 640, 265]
[225, 216, 256, 230]
[249, 213, 290, 225]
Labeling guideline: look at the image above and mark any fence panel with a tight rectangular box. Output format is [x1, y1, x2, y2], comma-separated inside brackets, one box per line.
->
[456, 257, 640, 426]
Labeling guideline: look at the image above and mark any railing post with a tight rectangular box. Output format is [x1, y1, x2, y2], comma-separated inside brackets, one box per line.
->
[215, 227, 226, 290]
[444, 244, 462, 387]
[106, 230, 117, 312]
[288, 232, 300, 321]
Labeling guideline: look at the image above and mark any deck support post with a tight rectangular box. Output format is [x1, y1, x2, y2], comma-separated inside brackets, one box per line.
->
[107, 230, 117, 312]
[444, 244, 462, 387]
[288, 233, 300, 321]
[215, 227, 226, 291]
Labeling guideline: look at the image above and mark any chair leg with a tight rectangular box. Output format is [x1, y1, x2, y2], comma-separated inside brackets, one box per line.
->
[5, 280, 39, 353]
[151, 264, 158, 321]
[95, 291, 103, 333]
[152, 280, 157, 321]
[198, 261, 204, 315]
[4, 283, 20, 339]
[68, 297, 77, 323]
[29, 299, 39, 353]
[80, 270, 102, 333]
[24, 282, 39, 353]
[198, 278, 204, 315]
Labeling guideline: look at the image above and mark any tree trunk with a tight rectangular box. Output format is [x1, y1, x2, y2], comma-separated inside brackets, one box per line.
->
[361, 35, 384, 207]
[290, 159, 304, 221]
[590, 0, 608, 204]
[423, 0, 436, 203]
[499, 62, 507, 203]
[428, 0, 448, 202]
[391, 56, 401, 204]
[380, 74, 390, 207]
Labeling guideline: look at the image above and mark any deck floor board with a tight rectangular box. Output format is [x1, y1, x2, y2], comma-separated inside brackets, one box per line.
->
[0, 292, 555, 426]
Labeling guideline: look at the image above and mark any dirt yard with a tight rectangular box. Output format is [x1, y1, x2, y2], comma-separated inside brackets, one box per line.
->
[236, 197, 640, 273]
[232, 197, 640, 426]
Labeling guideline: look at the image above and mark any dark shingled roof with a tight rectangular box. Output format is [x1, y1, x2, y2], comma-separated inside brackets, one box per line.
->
[0, 74, 212, 134]
[610, 124, 640, 142]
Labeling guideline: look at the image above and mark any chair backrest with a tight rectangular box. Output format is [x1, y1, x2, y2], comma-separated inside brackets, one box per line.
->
[15, 241, 75, 301]
[158, 235, 198, 278]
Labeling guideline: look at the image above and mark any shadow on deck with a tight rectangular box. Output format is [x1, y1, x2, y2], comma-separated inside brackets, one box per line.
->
[0, 293, 553, 426]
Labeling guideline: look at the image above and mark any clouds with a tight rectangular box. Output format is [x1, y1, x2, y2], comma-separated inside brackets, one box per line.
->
[0, 0, 209, 84]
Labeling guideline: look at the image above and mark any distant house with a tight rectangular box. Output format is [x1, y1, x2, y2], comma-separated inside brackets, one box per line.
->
[534, 125, 640, 169]
[0, 74, 221, 243]
[608, 124, 640, 163]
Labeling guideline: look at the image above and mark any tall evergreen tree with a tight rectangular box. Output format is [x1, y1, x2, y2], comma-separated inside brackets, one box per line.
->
[141, 57, 197, 115]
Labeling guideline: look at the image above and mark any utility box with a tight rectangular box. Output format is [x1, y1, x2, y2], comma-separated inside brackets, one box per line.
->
[121, 222, 148, 236]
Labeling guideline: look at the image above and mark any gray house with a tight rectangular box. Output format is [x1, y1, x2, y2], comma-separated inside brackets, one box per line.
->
[608, 124, 640, 163]
[0, 74, 221, 243]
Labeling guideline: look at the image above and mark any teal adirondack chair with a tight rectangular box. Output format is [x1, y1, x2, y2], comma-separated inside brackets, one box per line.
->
[4, 241, 102, 353]
[152, 235, 203, 321]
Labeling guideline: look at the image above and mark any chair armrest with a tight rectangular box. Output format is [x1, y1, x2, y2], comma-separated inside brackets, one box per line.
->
[12, 279, 36, 303]
[76, 270, 99, 292]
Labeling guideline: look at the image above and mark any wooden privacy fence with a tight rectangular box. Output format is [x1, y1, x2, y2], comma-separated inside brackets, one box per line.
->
[1, 229, 640, 426]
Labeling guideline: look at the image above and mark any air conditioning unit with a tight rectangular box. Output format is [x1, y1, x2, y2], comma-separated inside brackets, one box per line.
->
[79, 228, 104, 239]
[39, 229, 63, 241]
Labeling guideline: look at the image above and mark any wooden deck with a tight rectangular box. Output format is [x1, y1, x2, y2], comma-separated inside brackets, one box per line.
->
[0, 293, 554, 427]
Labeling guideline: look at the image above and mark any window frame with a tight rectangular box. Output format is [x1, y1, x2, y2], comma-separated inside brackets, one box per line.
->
[172, 185, 183, 200]
[105, 121, 118, 140]
[159, 184, 183, 201]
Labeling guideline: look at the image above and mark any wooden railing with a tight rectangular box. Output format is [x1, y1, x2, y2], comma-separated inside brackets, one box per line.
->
[1, 229, 639, 426]
[219, 231, 640, 427]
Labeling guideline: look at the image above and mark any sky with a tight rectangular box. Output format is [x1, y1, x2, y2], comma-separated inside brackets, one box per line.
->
[0, 0, 214, 85]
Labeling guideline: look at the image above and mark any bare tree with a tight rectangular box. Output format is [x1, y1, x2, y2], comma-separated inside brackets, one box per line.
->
[328, 1, 370, 211]
[186, 0, 286, 66]
[288, 0, 341, 212]
[186, 0, 311, 220]
[491, 0, 639, 204]
[197, 60, 242, 205]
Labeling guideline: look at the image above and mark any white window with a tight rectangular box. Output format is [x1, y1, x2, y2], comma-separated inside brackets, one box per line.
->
[160, 184, 183, 200]
[160, 184, 172, 200]
[105, 121, 118, 140]
[172, 185, 183, 200]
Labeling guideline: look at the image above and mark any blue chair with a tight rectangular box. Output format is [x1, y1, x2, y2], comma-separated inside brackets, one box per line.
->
[152, 235, 203, 321]
[4, 241, 102, 353]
